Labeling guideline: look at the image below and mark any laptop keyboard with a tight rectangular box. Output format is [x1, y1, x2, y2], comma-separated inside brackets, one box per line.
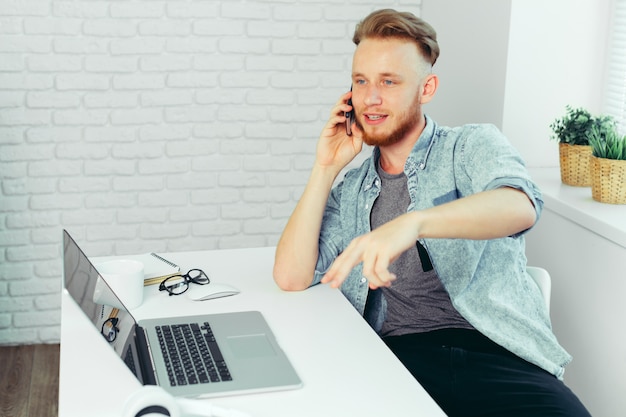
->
[156, 322, 232, 386]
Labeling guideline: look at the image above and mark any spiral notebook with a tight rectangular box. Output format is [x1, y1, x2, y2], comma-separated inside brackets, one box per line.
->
[112, 252, 180, 285]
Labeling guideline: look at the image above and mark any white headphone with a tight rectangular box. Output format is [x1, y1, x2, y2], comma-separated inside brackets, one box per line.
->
[122, 386, 252, 417]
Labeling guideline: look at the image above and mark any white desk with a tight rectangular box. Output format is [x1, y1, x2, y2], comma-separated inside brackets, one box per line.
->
[59, 246, 446, 417]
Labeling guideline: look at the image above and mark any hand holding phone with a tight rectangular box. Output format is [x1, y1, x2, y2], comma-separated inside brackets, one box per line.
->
[345, 86, 354, 136]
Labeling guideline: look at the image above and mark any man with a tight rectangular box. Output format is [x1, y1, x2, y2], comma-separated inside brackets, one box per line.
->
[273, 9, 590, 417]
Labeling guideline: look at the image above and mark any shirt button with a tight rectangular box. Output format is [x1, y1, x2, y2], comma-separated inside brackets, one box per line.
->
[360, 277, 367, 283]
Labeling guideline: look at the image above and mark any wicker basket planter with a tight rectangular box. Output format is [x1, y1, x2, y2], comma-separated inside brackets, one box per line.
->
[559, 143, 592, 187]
[590, 156, 626, 204]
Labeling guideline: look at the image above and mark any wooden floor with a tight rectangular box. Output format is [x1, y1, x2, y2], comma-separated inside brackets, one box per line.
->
[0, 344, 59, 417]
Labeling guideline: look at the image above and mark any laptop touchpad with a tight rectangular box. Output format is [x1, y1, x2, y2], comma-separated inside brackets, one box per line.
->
[227, 334, 276, 358]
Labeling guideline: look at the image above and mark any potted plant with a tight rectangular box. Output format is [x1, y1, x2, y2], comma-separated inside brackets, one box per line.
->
[550, 106, 612, 186]
[587, 122, 626, 204]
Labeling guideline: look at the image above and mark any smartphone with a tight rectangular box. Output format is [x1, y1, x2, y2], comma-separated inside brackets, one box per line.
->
[345, 86, 354, 136]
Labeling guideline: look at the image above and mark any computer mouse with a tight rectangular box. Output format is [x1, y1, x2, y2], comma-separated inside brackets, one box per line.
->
[187, 283, 240, 301]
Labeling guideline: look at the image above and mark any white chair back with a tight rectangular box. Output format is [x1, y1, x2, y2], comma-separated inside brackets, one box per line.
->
[526, 266, 551, 312]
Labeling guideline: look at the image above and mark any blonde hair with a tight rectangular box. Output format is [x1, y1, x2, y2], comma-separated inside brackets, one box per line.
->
[352, 9, 440, 67]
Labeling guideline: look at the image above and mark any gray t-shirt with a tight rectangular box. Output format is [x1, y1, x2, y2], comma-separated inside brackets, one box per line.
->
[370, 160, 473, 337]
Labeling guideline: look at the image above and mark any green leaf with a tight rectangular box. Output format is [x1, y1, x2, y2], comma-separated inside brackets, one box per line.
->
[588, 121, 626, 160]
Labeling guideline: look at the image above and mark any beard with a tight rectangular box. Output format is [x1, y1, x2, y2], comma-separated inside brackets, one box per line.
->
[355, 93, 422, 147]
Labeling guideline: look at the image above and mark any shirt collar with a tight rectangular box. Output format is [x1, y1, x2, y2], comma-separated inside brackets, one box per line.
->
[406, 114, 437, 172]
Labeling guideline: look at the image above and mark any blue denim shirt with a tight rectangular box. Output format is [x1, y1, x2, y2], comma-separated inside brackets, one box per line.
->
[313, 115, 572, 379]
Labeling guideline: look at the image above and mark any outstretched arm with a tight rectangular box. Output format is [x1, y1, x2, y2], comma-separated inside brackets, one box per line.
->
[273, 91, 362, 291]
[321, 187, 536, 289]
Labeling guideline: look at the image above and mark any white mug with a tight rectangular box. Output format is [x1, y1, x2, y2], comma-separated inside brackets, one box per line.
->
[93, 259, 144, 310]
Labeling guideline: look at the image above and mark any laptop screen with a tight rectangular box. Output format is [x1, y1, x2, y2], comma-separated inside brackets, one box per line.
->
[62, 230, 139, 362]
[62, 229, 104, 325]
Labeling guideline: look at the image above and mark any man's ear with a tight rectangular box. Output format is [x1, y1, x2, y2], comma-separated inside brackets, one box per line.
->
[420, 73, 439, 104]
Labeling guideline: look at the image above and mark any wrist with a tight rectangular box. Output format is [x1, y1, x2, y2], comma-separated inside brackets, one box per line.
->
[310, 162, 342, 186]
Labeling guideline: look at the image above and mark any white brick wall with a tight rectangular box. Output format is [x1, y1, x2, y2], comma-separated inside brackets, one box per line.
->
[0, 0, 421, 345]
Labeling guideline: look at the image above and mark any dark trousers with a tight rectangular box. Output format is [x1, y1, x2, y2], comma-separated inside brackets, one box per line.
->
[383, 329, 591, 417]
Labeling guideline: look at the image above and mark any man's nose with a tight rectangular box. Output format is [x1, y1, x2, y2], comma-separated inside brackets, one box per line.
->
[363, 86, 382, 107]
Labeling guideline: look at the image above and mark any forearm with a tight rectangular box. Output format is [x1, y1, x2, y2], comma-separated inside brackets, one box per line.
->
[275, 90, 364, 290]
[321, 187, 537, 289]
[416, 187, 537, 240]
[273, 164, 340, 291]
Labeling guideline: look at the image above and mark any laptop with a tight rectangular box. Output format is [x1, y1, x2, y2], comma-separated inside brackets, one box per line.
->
[62, 229, 302, 398]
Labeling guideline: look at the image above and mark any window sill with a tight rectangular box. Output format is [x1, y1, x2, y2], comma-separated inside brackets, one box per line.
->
[529, 167, 626, 249]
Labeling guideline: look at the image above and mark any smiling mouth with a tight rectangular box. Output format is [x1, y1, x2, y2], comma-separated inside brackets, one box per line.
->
[365, 114, 387, 123]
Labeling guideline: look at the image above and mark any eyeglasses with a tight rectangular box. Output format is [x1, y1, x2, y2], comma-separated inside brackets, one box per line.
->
[101, 308, 120, 342]
[101, 317, 119, 342]
[158, 269, 210, 296]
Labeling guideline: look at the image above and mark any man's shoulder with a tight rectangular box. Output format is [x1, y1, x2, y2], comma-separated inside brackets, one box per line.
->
[433, 122, 508, 150]
[436, 122, 502, 137]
